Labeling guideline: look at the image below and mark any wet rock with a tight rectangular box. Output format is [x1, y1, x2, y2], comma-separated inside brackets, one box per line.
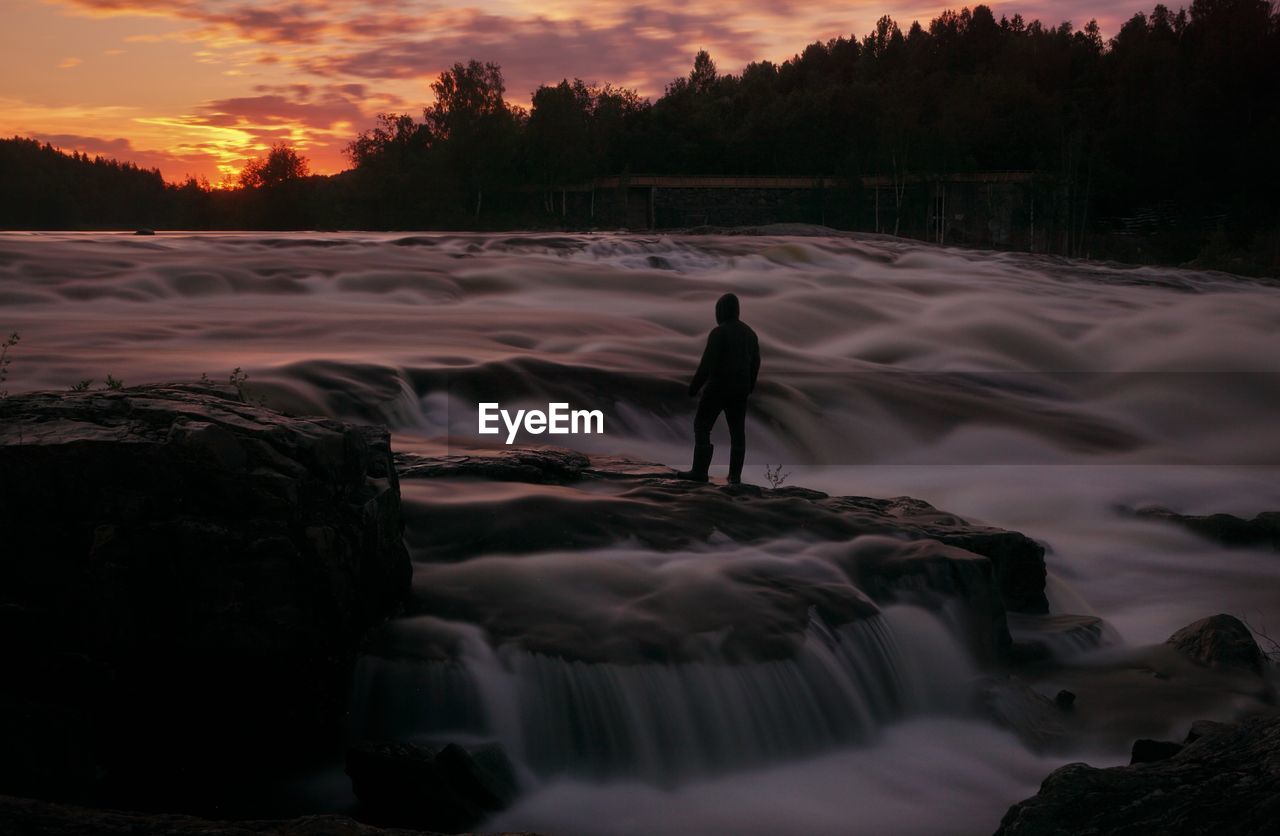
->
[1007, 613, 1113, 660]
[1184, 719, 1231, 744]
[771, 485, 829, 501]
[1129, 738, 1183, 764]
[977, 676, 1068, 752]
[394, 446, 1050, 665]
[1131, 506, 1280, 551]
[1008, 641, 1051, 665]
[850, 538, 1012, 664]
[394, 447, 590, 484]
[0, 385, 411, 805]
[398, 446, 1048, 615]
[346, 742, 519, 833]
[1054, 690, 1076, 710]
[1167, 614, 1265, 676]
[997, 713, 1280, 835]
[719, 481, 765, 497]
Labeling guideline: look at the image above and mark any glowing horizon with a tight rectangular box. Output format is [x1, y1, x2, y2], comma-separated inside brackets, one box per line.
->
[1, 1, 1146, 183]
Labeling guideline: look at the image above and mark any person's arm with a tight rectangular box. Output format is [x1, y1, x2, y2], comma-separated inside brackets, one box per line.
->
[749, 330, 761, 393]
[689, 329, 720, 396]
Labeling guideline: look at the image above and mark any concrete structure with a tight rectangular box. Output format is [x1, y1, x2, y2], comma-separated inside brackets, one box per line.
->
[549, 172, 1073, 253]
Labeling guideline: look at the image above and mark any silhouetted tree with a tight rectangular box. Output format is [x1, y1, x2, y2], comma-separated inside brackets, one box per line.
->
[527, 80, 594, 199]
[344, 113, 437, 227]
[425, 60, 521, 218]
[238, 144, 310, 189]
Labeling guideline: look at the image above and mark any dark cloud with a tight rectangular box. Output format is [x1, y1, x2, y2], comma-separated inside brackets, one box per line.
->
[251, 82, 315, 98]
[202, 5, 328, 42]
[64, 0, 333, 43]
[303, 6, 763, 98]
[59, 0, 768, 97]
[196, 91, 363, 129]
[33, 133, 136, 156]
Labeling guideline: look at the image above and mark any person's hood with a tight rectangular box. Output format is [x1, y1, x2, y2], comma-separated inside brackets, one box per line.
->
[715, 292, 740, 324]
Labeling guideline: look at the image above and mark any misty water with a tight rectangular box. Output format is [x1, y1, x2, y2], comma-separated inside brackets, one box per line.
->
[3, 230, 1278, 834]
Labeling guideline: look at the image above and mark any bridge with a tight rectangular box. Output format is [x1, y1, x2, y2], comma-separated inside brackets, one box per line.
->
[549, 171, 1052, 247]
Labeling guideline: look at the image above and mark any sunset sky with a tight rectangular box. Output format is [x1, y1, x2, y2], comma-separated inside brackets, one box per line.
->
[1, 1, 1148, 183]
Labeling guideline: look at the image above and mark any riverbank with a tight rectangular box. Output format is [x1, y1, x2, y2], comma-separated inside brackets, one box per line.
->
[3, 386, 1277, 834]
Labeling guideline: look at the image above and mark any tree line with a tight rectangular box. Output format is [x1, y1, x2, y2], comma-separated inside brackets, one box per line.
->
[0, 1, 1276, 273]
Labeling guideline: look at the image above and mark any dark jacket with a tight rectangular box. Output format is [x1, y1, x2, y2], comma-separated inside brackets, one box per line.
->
[689, 293, 760, 398]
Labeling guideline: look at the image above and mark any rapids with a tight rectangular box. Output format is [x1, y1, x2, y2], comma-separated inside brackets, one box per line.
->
[3, 230, 1278, 834]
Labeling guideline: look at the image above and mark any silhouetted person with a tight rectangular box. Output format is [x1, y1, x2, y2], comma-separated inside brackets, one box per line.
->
[677, 292, 760, 484]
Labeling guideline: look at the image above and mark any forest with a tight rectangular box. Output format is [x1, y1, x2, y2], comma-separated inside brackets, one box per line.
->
[1, 1, 1276, 273]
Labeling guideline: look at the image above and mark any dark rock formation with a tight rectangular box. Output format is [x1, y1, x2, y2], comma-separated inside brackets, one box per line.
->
[389, 445, 1056, 664]
[997, 713, 1280, 835]
[394, 448, 590, 484]
[1129, 738, 1183, 764]
[1167, 614, 1266, 676]
[0, 386, 411, 807]
[398, 447, 1048, 614]
[850, 538, 1013, 664]
[1132, 506, 1280, 551]
[1007, 613, 1113, 662]
[977, 676, 1068, 752]
[0, 793, 540, 835]
[1054, 690, 1076, 710]
[346, 742, 518, 833]
[1184, 719, 1231, 743]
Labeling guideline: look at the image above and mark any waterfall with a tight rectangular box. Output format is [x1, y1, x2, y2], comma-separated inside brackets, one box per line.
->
[351, 605, 976, 782]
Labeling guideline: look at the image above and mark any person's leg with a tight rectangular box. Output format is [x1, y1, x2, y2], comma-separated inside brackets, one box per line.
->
[678, 393, 721, 481]
[725, 396, 747, 484]
[693, 393, 721, 448]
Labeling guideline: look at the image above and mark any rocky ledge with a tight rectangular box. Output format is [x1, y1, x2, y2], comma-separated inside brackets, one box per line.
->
[1130, 505, 1280, 551]
[997, 712, 1280, 835]
[396, 446, 1048, 616]
[385, 445, 1057, 666]
[0, 385, 411, 807]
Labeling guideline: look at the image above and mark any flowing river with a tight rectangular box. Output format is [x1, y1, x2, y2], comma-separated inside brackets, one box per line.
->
[3, 230, 1278, 834]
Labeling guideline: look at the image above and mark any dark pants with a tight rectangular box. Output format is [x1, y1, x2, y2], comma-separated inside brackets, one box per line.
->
[694, 390, 747, 450]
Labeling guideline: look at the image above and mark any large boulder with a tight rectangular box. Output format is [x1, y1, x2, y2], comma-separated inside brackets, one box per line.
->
[1007, 613, 1113, 662]
[976, 676, 1069, 752]
[1132, 506, 1280, 551]
[845, 537, 1013, 664]
[1129, 738, 1183, 764]
[997, 713, 1280, 835]
[346, 742, 519, 833]
[1167, 614, 1266, 677]
[0, 386, 411, 806]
